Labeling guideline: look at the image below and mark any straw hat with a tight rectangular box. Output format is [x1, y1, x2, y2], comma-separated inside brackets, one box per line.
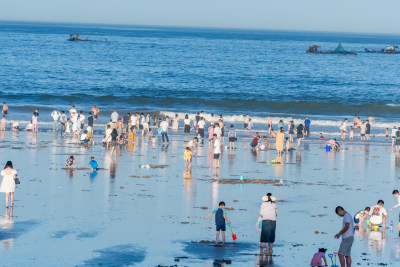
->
[262, 194, 276, 202]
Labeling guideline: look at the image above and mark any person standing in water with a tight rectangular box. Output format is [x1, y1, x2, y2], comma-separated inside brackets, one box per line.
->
[275, 128, 284, 156]
[228, 124, 236, 150]
[51, 109, 61, 133]
[340, 118, 348, 140]
[244, 114, 250, 129]
[60, 111, 67, 134]
[304, 117, 311, 137]
[159, 118, 169, 144]
[268, 116, 273, 135]
[259, 193, 278, 254]
[2, 102, 8, 117]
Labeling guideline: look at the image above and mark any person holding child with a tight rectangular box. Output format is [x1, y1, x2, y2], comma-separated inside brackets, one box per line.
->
[259, 193, 278, 254]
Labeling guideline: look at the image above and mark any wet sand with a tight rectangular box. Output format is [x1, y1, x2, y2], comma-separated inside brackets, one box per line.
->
[0, 130, 399, 266]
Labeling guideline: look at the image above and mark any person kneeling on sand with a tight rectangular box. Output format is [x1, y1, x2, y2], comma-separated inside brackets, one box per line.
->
[80, 130, 91, 145]
[66, 156, 76, 168]
[370, 200, 388, 230]
[354, 207, 370, 228]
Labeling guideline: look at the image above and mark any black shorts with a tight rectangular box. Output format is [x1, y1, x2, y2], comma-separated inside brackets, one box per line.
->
[216, 224, 226, 231]
[94, 115, 98, 119]
[3, 110, 7, 115]
[396, 139, 400, 146]
[214, 153, 220, 159]
[244, 123, 248, 129]
[297, 134, 303, 139]
[361, 134, 365, 136]
[229, 137, 235, 142]
[139, 125, 143, 130]
[250, 143, 257, 148]
[289, 130, 294, 134]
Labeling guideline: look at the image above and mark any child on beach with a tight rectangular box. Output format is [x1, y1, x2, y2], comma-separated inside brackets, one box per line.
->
[64, 118, 71, 138]
[208, 124, 214, 149]
[247, 118, 253, 130]
[0, 116, 6, 131]
[390, 190, 400, 228]
[88, 157, 98, 171]
[385, 128, 389, 141]
[354, 207, 370, 227]
[310, 248, 328, 267]
[349, 126, 354, 140]
[184, 147, 192, 169]
[204, 201, 231, 245]
[319, 133, 326, 140]
[66, 156, 76, 168]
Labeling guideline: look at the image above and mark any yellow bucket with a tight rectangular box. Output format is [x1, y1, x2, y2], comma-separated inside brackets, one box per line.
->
[372, 225, 380, 231]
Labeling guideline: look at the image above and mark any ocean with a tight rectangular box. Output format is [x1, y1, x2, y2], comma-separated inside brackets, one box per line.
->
[1, 21, 400, 134]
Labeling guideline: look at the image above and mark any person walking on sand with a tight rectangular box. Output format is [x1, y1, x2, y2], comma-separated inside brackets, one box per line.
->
[366, 120, 371, 141]
[268, 116, 273, 135]
[260, 193, 278, 254]
[0, 161, 17, 208]
[159, 118, 169, 144]
[275, 128, 285, 156]
[390, 190, 400, 228]
[205, 201, 231, 245]
[108, 128, 119, 158]
[60, 111, 67, 134]
[334, 206, 354, 267]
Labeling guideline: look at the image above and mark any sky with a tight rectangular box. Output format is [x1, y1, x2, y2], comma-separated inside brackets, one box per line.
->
[0, 0, 399, 34]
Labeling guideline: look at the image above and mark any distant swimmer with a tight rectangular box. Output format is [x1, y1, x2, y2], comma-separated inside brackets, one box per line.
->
[2, 102, 8, 117]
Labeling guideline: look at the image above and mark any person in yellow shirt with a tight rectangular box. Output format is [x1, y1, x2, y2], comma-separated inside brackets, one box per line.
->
[184, 147, 192, 169]
[129, 128, 135, 143]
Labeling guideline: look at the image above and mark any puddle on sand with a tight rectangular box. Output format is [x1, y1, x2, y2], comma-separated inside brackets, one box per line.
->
[78, 244, 145, 266]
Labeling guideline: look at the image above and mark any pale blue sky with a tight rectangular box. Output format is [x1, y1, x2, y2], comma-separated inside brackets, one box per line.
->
[1, 0, 399, 34]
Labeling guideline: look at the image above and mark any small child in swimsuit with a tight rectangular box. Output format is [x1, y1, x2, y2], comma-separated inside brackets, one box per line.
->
[184, 147, 192, 169]
[88, 157, 98, 171]
[349, 126, 354, 140]
[319, 133, 326, 140]
[310, 248, 328, 267]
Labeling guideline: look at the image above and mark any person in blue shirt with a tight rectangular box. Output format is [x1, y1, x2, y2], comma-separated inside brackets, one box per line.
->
[304, 117, 311, 136]
[205, 201, 231, 245]
[88, 157, 98, 171]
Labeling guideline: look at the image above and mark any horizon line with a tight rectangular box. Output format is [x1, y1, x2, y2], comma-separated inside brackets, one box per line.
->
[1, 19, 400, 37]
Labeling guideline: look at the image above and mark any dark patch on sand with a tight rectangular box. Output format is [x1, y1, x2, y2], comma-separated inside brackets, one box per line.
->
[218, 179, 282, 185]
[76, 231, 99, 239]
[79, 244, 145, 266]
[52, 230, 74, 239]
[0, 220, 39, 242]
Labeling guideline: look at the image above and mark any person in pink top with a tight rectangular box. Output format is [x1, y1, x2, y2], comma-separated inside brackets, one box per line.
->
[310, 248, 328, 267]
[208, 124, 214, 150]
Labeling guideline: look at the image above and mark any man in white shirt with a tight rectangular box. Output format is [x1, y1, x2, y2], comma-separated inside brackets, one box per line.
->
[213, 134, 221, 168]
[198, 117, 205, 144]
[160, 118, 169, 143]
[69, 106, 77, 120]
[370, 200, 388, 228]
[111, 109, 119, 124]
[105, 125, 112, 149]
[51, 109, 61, 132]
[130, 114, 137, 130]
[335, 206, 354, 267]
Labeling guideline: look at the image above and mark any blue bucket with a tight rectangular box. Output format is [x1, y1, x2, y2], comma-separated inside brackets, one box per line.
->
[326, 145, 331, 152]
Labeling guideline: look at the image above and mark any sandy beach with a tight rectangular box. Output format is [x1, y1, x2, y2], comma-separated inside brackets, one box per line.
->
[0, 129, 399, 266]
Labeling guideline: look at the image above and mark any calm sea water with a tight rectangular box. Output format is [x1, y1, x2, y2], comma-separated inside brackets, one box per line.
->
[0, 21, 400, 125]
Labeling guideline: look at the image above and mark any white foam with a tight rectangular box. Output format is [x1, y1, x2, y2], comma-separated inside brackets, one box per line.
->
[159, 111, 398, 129]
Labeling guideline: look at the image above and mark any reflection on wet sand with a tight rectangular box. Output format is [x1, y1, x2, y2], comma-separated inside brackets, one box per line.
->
[1, 207, 14, 248]
[256, 248, 274, 266]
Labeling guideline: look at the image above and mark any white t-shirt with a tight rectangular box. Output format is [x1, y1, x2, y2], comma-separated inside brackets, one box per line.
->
[214, 139, 221, 154]
[198, 120, 205, 129]
[160, 121, 168, 132]
[141, 117, 146, 124]
[131, 116, 137, 125]
[32, 115, 38, 124]
[370, 205, 387, 225]
[111, 112, 119, 123]
[341, 212, 354, 239]
[394, 196, 400, 209]
[184, 119, 190, 125]
[12, 122, 19, 128]
[80, 133, 88, 141]
[105, 128, 112, 138]
[392, 129, 397, 137]
[79, 114, 85, 123]
[51, 111, 60, 121]
[214, 127, 222, 137]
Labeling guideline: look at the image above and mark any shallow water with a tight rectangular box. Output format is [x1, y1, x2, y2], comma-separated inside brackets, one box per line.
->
[0, 130, 399, 266]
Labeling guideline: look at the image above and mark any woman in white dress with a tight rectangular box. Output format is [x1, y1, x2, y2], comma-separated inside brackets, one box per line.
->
[172, 114, 179, 131]
[0, 161, 17, 208]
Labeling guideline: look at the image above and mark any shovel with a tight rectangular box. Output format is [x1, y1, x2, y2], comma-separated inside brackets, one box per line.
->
[228, 224, 237, 240]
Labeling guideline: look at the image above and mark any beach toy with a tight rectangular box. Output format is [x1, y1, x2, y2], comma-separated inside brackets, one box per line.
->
[240, 176, 244, 181]
[366, 219, 371, 226]
[279, 179, 283, 184]
[333, 252, 338, 266]
[328, 254, 334, 265]
[372, 225, 379, 231]
[326, 145, 331, 152]
[228, 224, 237, 240]
[258, 220, 262, 229]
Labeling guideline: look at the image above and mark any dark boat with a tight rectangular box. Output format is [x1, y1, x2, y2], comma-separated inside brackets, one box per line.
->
[364, 45, 399, 54]
[306, 43, 357, 55]
[67, 34, 90, 42]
